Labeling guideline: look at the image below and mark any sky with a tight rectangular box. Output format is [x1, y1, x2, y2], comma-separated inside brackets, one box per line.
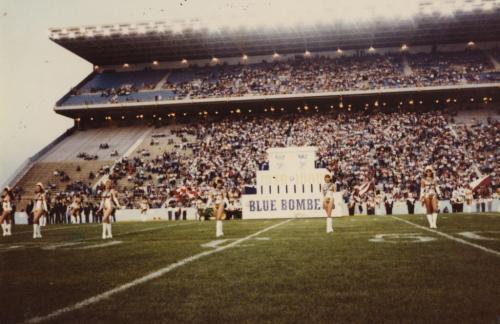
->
[0, 0, 485, 186]
[0, 0, 261, 186]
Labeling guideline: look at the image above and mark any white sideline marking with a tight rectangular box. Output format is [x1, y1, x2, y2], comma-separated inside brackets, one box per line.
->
[73, 241, 123, 250]
[14, 225, 100, 235]
[26, 219, 293, 323]
[391, 216, 500, 257]
[0, 223, 194, 253]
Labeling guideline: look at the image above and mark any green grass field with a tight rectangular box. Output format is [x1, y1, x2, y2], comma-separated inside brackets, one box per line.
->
[1, 213, 500, 324]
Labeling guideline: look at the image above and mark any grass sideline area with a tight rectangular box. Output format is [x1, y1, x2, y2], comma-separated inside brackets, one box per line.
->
[1, 213, 500, 323]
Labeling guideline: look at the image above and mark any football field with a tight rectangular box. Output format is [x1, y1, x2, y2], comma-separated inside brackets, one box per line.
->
[1, 213, 500, 324]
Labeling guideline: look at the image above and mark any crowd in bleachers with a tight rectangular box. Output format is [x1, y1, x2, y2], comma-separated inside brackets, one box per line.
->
[60, 50, 496, 106]
[11, 107, 499, 217]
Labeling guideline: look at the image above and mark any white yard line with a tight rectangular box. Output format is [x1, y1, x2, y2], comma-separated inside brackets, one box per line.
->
[391, 216, 500, 257]
[26, 218, 293, 323]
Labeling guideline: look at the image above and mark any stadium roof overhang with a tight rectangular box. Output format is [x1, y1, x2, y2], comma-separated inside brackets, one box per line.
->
[54, 83, 500, 119]
[49, 9, 500, 66]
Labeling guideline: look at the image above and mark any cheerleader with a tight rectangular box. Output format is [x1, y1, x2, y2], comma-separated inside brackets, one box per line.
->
[1, 186, 14, 236]
[208, 178, 228, 237]
[420, 166, 441, 229]
[70, 193, 82, 224]
[464, 185, 473, 213]
[139, 197, 149, 222]
[33, 183, 48, 238]
[98, 180, 121, 239]
[322, 174, 335, 233]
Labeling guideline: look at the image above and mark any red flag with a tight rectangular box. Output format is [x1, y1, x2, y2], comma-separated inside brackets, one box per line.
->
[469, 175, 491, 192]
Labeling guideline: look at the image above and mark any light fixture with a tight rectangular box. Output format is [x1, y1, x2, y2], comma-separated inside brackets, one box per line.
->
[272, 52, 280, 58]
[401, 44, 408, 51]
[337, 48, 343, 54]
[368, 46, 375, 52]
[304, 50, 311, 57]
[242, 54, 248, 60]
[123, 63, 129, 68]
[181, 59, 188, 64]
[152, 61, 159, 65]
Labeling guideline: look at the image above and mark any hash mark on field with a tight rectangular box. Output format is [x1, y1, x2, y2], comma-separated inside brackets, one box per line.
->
[201, 237, 271, 248]
[391, 216, 500, 257]
[42, 242, 82, 250]
[26, 219, 293, 323]
[73, 241, 123, 250]
[369, 233, 436, 243]
[458, 231, 500, 241]
[201, 239, 229, 248]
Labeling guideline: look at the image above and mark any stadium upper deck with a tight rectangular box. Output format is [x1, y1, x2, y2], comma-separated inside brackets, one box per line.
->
[49, 1, 500, 118]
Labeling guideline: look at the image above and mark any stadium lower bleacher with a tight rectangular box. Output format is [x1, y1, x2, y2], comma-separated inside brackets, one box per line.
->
[10, 105, 499, 213]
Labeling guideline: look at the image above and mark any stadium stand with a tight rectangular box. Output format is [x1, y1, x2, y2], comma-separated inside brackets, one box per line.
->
[13, 106, 496, 212]
[58, 50, 496, 106]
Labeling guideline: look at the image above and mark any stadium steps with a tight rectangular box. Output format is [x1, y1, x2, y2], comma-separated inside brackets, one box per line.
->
[487, 53, 500, 71]
[113, 126, 197, 191]
[154, 72, 171, 90]
[14, 160, 111, 211]
[39, 125, 151, 162]
[402, 56, 413, 76]
[452, 109, 498, 125]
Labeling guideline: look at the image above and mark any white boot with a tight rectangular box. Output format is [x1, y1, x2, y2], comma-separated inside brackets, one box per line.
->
[426, 214, 433, 228]
[102, 223, 107, 239]
[432, 213, 438, 229]
[216, 220, 224, 237]
[33, 224, 42, 238]
[6, 224, 12, 236]
[326, 217, 333, 233]
[107, 223, 112, 239]
[1, 223, 5, 236]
